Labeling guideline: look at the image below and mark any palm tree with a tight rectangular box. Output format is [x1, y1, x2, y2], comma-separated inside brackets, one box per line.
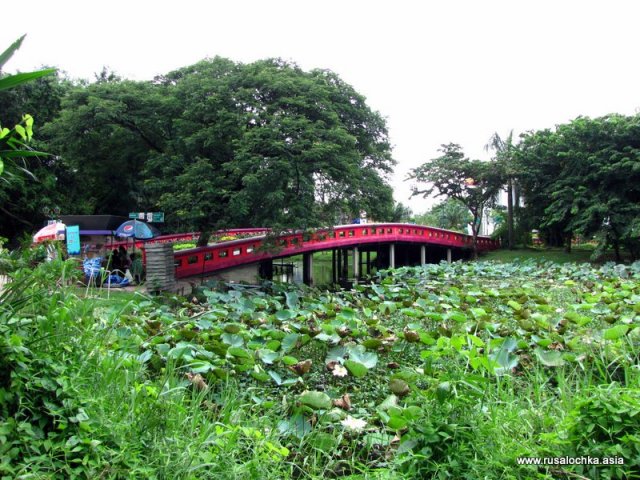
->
[485, 131, 517, 249]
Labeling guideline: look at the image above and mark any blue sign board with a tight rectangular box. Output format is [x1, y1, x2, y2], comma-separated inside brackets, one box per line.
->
[66, 225, 81, 256]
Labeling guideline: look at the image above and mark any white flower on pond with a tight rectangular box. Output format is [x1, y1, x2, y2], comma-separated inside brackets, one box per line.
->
[332, 365, 348, 377]
[341, 415, 367, 432]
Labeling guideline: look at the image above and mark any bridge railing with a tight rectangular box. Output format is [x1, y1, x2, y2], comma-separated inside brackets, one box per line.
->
[108, 228, 271, 250]
[171, 223, 499, 279]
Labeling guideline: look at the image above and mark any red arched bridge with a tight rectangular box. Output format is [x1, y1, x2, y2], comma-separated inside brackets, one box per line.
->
[137, 223, 498, 286]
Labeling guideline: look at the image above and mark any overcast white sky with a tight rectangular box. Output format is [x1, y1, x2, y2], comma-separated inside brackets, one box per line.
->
[4, 0, 640, 213]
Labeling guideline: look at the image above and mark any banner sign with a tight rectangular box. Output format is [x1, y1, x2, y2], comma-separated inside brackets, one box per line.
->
[66, 225, 81, 256]
[151, 212, 164, 223]
[129, 212, 165, 223]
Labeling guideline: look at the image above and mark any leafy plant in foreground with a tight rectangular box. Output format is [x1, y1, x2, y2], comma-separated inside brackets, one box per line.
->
[544, 383, 640, 479]
[0, 261, 96, 478]
[0, 35, 54, 178]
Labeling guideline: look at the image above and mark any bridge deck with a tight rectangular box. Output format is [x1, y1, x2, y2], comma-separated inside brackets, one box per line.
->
[168, 223, 498, 279]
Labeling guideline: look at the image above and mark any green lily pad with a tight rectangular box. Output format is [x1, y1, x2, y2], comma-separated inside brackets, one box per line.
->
[345, 360, 368, 378]
[535, 348, 565, 367]
[278, 414, 311, 438]
[251, 366, 270, 382]
[276, 310, 294, 321]
[257, 349, 279, 365]
[377, 394, 399, 411]
[227, 346, 251, 358]
[348, 345, 378, 369]
[361, 338, 383, 349]
[298, 390, 332, 410]
[604, 325, 630, 340]
[507, 300, 522, 312]
[282, 355, 299, 365]
[221, 333, 244, 347]
[281, 333, 300, 353]
[386, 415, 408, 430]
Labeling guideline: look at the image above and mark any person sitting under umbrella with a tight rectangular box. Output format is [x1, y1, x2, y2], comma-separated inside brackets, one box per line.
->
[130, 252, 144, 284]
[118, 246, 130, 270]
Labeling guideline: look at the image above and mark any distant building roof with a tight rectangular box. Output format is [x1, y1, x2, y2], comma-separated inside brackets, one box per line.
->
[59, 215, 128, 231]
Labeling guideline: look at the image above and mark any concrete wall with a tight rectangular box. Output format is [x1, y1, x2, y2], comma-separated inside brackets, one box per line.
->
[205, 263, 261, 284]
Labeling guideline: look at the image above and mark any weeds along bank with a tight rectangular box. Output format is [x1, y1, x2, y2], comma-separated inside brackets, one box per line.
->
[1, 253, 639, 479]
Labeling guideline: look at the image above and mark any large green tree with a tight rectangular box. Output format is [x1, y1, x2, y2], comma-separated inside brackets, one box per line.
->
[389, 202, 413, 223]
[42, 77, 170, 217]
[22, 56, 396, 244]
[143, 57, 250, 241]
[145, 58, 395, 242]
[517, 115, 640, 260]
[408, 144, 504, 258]
[513, 129, 568, 248]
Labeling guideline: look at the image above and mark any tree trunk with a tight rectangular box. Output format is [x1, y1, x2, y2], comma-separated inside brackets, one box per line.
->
[506, 178, 514, 249]
[564, 232, 572, 254]
[613, 239, 621, 263]
[196, 229, 211, 247]
[544, 229, 564, 248]
[471, 221, 479, 260]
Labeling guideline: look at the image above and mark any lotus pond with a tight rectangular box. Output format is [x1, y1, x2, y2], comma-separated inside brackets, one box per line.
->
[2, 260, 639, 479]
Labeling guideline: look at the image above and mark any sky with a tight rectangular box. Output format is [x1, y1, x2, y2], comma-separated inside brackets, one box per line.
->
[4, 0, 640, 214]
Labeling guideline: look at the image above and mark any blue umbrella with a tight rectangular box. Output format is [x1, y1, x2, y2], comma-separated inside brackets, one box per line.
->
[115, 220, 160, 239]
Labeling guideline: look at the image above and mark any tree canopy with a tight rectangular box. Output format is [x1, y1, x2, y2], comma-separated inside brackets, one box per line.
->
[516, 114, 640, 260]
[16, 57, 396, 243]
[408, 144, 504, 257]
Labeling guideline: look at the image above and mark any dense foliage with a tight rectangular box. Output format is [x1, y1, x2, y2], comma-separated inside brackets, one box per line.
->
[516, 114, 640, 260]
[1, 56, 396, 243]
[413, 115, 640, 260]
[0, 36, 57, 240]
[2, 253, 639, 478]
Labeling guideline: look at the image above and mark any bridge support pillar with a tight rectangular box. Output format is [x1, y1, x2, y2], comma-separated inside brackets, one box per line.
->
[259, 260, 273, 280]
[420, 245, 426, 266]
[447, 248, 452, 263]
[389, 243, 395, 269]
[353, 247, 359, 283]
[366, 251, 371, 275]
[332, 249, 337, 285]
[302, 252, 313, 286]
[341, 248, 349, 280]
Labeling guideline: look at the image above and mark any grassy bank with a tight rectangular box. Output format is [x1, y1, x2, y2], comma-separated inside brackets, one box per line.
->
[480, 245, 603, 264]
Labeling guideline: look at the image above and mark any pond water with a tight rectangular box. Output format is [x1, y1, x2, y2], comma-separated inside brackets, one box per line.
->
[277, 253, 378, 287]
[272, 259, 334, 286]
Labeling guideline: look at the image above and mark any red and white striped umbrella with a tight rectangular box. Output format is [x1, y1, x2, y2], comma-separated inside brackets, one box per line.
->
[33, 222, 66, 243]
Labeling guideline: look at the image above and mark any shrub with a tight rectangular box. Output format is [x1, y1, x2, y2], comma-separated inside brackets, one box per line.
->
[547, 383, 640, 479]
